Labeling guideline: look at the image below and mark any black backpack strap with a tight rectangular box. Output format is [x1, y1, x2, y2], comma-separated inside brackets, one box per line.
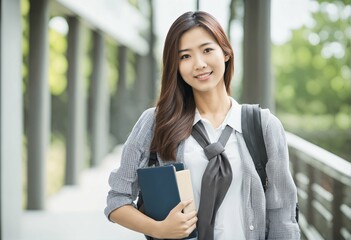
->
[148, 151, 159, 167]
[241, 104, 268, 191]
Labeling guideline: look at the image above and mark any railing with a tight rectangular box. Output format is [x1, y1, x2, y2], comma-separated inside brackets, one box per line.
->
[287, 132, 351, 240]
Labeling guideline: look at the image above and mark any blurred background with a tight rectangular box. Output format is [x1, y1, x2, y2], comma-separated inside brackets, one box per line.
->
[1, 0, 350, 239]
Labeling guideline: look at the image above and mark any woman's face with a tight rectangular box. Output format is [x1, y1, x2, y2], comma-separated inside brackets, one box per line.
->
[178, 27, 229, 95]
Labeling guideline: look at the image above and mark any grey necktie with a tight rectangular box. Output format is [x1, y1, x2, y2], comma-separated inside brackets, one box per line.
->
[191, 121, 233, 240]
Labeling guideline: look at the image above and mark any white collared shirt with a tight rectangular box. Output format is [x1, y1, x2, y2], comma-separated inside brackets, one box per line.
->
[184, 97, 246, 240]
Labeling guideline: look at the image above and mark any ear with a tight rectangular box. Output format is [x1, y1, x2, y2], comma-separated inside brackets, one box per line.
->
[224, 54, 230, 62]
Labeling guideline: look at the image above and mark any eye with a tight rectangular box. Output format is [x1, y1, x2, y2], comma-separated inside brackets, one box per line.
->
[180, 54, 190, 60]
[204, 48, 213, 54]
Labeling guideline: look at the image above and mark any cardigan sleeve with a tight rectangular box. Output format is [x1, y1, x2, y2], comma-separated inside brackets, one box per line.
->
[104, 108, 156, 221]
[262, 110, 300, 239]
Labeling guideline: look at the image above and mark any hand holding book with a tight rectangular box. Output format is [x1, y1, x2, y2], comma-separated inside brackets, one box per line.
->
[156, 199, 197, 239]
[137, 163, 198, 239]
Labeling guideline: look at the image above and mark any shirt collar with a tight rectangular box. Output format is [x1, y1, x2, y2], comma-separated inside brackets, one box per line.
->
[193, 97, 242, 133]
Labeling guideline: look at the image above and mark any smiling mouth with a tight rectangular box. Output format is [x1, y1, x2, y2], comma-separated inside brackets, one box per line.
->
[194, 71, 213, 80]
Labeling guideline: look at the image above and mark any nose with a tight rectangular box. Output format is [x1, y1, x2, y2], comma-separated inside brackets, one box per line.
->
[194, 55, 207, 70]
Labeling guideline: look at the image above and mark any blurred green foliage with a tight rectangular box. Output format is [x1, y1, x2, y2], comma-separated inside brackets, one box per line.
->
[106, 37, 119, 95]
[273, 0, 351, 160]
[49, 29, 67, 96]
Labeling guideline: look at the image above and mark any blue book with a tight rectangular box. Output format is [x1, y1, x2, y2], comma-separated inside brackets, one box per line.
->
[137, 163, 197, 239]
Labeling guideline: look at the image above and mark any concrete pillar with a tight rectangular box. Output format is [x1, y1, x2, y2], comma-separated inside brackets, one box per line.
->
[131, 0, 157, 117]
[90, 31, 109, 166]
[0, 0, 23, 238]
[243, 0, 274, 111]
[133, 0, 157, 113]
[27, 0, 50, 209]
[113, 45, 130, 143]
[147, 0, 157, 102]
[117, 46, 128, 99]
[65, 16, 85, 185]
[134, 54, 150, 112]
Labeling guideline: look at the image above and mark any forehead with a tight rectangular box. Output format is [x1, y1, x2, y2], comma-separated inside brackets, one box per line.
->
[179, 27, 217, 49]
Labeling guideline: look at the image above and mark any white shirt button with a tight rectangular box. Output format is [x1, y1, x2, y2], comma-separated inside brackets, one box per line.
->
[249, 225, 254, 230]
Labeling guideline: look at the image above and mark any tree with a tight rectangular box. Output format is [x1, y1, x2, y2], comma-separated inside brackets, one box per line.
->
[274, 1, 350, 125]
[273, 0, 351, 159]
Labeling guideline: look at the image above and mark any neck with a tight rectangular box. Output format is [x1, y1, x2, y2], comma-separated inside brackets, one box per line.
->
[194, 87, 231, 128]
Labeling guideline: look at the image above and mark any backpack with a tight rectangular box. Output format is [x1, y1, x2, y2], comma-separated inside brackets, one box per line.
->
[242, 104, 299, 222]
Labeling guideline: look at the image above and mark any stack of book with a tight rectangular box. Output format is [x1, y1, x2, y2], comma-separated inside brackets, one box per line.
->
[137, 163, 197, 239]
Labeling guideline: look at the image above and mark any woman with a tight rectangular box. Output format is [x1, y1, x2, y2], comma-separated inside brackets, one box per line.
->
[105, 11, 300, 240]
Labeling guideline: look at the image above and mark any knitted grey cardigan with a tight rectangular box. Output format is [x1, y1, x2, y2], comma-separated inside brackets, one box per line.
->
[105, 107, 300, 240]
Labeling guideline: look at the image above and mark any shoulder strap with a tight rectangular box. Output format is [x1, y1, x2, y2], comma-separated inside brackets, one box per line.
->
[241, 104, 268, 191]
[148, 151, 159, 166]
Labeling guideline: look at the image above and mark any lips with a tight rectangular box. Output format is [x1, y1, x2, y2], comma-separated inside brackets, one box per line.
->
[194, 71, 212, 80]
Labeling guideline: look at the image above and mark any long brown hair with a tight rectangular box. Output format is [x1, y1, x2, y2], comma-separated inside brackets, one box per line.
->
[150, 11, 234, 161]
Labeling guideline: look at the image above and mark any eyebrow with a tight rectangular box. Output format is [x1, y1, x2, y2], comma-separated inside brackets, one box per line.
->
[178, 42, 215, 54]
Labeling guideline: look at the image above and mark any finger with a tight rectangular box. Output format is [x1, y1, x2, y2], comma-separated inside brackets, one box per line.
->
[173, 199, 193, 212]
[184, 210, 197, 220]
[187, 215, 198, 226]
[183, 222, 197, 237]
[182, 199, 193, 207]
[189, 221, 197, 232]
